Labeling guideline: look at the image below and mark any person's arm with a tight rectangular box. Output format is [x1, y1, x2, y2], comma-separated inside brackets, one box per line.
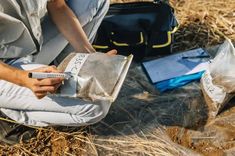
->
[47, 0, 118, 56]
[47, 0, 96, 53]
[0, 62, 64, 99]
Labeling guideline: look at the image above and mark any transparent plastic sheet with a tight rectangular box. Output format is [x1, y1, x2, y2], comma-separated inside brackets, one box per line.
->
[210, 40, 235, 93]
[200, 39, 235, 119]
[88, 60, 207, 155]
[57, 52, 133, 102]
[88, 43, 235, 155]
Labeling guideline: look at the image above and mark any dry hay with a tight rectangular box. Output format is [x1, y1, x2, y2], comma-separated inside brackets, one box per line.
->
[1, 0, 235, 155]
[171, 0, 235, 51]
[0, 126, 198, 156]
[92, 127, 199, 156]
[0, 127, 87, 155]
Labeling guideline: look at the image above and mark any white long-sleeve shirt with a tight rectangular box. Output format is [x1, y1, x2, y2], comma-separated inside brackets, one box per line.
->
[0, 0, 48, 61]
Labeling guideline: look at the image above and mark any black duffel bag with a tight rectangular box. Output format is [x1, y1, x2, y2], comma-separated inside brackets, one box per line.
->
[92, 0, 178, 61]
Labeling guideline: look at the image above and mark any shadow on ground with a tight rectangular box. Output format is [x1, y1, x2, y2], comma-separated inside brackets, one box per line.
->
[91, 62, 209, 136]
[90, 21, 230, 137]
[89, 21, 235, 155]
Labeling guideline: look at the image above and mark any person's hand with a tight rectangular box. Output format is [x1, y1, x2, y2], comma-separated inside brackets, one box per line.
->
[23, 66, 64, 99]
[106, 49, 117, 56]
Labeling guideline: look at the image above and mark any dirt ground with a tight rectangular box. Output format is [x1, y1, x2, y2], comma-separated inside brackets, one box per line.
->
[91, 49, 235, 156]
[105, 0, 235, 155]
[0, 0, 235, 155]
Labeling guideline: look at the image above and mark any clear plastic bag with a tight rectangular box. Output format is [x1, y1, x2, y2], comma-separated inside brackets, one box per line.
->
[57, 52, 133, 102]
[201, 39, 235, 118]
[210, 40, 235, 93]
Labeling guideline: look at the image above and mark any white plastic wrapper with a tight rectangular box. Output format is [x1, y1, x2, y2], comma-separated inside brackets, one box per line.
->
[57, 52, 133, 103]
[201, 39, 235, 118]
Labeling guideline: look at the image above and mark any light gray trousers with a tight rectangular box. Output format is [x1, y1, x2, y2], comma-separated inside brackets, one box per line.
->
[0, 0, 111, 127]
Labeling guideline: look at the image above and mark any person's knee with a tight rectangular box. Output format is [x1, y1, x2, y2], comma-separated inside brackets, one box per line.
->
[74, 102, 111, 125]
[89, 102, 111, 123]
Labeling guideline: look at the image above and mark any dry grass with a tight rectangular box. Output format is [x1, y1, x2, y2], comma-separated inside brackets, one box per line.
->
[171, 0, 235, 51]
[0, 127, 87, 155]
[1, 0, 235, 155]
[91, 128, 199, 156]
[0, 126, 199, 156]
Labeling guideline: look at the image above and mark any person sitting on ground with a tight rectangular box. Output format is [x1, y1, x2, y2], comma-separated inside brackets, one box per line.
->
[0, 0, 116, 143]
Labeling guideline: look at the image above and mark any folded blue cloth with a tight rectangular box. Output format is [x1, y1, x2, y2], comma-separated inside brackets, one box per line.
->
[155, 71, 205, 92]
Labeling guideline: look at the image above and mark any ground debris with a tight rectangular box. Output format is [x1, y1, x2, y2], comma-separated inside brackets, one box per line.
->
[1, 0, 235, 155]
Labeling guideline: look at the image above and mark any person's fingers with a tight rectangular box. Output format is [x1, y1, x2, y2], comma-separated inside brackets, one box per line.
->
[48, 65, 61, 72]
[48, 83, 61, 94]
[43, 66, 61, 73]
[33, 65, 61, 73]
[34, 83, 61, 97]
[33, 86, 57, 93]
[33, 84, 61, 98]
[35, 92, 47, 99]
[38, 78, 64, 86]
[106, 49, 117, 56]
[54, 83, 61, 90]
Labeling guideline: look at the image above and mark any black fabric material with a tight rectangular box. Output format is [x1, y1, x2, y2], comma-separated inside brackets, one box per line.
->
[93, 1, 178, 61]
[0, 112, 35, 145]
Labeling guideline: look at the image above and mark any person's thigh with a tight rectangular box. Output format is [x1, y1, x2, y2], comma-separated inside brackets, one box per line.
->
[0, 59, 111, 126]
[0, 108, 110, 127]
